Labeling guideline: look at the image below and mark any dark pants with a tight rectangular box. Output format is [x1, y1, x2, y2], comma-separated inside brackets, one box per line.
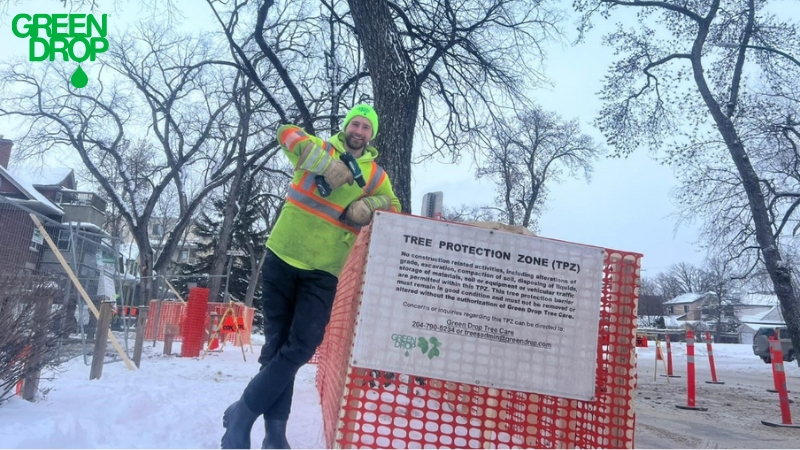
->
[242, 249, 338, 420]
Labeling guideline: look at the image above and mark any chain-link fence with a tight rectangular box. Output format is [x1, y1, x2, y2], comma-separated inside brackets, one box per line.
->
[0, 195, 130, 402]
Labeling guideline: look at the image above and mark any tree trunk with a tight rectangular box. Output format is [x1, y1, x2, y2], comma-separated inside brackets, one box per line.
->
[691, 50, 800, 365]
[244, 250, 268, 308]
[348, 0, 419, 213]
[135, 230, 155, 307]
[207, 168, 245, 303]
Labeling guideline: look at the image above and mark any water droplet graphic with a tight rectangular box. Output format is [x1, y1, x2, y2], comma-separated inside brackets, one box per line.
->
[70, 66, 88, 89]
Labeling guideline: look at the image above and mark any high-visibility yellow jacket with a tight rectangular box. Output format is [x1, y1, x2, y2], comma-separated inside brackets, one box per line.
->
[266, 125, 402, 277]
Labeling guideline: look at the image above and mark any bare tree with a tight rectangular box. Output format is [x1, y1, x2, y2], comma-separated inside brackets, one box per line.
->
[701, 256, 743, 340]
[209, 0, 565, 212]
[477, 107, 603, 230]
[0, 24, 277, 303]
[575, 0, 800, 361]
[347, 0, 563, 211]
[638, 277, 666, 323]
[651, 262, 712, 301]
[441, 204, 498, 223]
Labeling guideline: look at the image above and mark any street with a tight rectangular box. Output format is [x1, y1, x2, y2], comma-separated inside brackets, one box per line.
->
[635, 343, 800, 448]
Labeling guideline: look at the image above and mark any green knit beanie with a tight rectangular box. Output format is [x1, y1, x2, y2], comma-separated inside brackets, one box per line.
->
[343, 104, 379, 139]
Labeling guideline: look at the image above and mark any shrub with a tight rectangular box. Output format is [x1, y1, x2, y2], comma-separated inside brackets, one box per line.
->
[0, 273, 70, 404]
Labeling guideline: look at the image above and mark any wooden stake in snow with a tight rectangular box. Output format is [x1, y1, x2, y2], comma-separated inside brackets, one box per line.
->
[29, 214, 136, 371]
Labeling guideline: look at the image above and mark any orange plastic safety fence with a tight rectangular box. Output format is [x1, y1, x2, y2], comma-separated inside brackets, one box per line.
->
[182, 287, 209, 357]
[144, 301, 185, 341]
[317, 225, 641, 449]
[316, 223, 373, 417]
[143, 300, 254, 346]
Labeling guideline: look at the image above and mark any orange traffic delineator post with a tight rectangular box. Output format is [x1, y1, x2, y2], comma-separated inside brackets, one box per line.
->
[767, 330, 792, 394]
[660, 333, 681, 378]
[704, 331, 724, 385]
[676, 330, 708, 411]
[761, 336, 800, 428]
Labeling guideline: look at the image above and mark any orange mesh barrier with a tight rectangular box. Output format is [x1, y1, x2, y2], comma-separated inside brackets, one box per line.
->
[143, 300, 254, 346]
[316, 223, 641, 449]
[144, 301, 185, 341]
[181, 287, 209, 357]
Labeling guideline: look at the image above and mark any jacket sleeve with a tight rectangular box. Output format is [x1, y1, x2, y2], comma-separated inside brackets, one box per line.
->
[372, 171, 402, 213]
[276, 125, 326, 168]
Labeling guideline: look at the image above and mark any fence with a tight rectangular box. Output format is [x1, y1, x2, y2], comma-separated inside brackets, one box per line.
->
[143, 299, 254, 347]
[316, 219, 641, 448]
[0, 194, 130, 401]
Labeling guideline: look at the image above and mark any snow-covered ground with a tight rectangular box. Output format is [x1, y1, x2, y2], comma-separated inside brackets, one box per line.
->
[0, 336, 325, 449]
[3, 339, 800, 448]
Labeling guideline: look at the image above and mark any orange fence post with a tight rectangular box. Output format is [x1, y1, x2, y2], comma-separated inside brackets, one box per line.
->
[181, 287, 209, 357]
[704, 331, 724, 385]
[761, 337, 800, 428]
[676, 330, 707, 411]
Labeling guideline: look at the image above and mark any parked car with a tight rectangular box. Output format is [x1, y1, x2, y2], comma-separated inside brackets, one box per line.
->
[752, 327, 794, 363]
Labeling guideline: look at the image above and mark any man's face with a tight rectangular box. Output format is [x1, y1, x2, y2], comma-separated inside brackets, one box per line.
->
[345, 116, 373, 151]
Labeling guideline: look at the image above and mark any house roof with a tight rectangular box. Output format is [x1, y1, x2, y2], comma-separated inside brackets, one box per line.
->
[736, 306, 773, 323]
[664, 292, 709, 305]
[0, 165, 63, 215]
[738, 293, 780, 307]
[66, 221, 110, 237]
[662, 315, 686, 328]
[9, 167, 75, 188]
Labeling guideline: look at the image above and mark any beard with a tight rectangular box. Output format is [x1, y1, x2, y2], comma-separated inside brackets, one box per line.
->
[345, 133, 367, 151]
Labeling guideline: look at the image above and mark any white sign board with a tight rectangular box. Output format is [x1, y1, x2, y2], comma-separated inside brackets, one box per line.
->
[100, 273, 116, 300]
[351, 212, 605, 400]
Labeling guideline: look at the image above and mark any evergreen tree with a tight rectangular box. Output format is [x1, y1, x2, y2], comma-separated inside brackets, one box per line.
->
[177, 195, 269, 330]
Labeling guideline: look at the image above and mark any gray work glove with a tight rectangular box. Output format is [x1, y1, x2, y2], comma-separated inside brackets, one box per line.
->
[296, 141, 354, 190]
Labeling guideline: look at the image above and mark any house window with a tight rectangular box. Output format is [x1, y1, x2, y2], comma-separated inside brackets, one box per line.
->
[683, 305, 689, 313]
[180, 249, 188, 261]
[669, 306, 674, 314]
[153, 224, 165, 237]
[57, 229, 71, 251]
[30, 229, 44, 252]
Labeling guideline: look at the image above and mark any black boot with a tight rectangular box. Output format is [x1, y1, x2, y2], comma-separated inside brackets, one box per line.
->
[261, 419, 290, 449]
[221, 398, 260, 449]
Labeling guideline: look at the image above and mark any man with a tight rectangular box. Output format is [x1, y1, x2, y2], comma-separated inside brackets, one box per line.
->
[221, 104, 401, 449]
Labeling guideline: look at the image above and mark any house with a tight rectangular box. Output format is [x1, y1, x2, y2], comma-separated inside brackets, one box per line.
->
[0, 137, 115, 301]
[0, 138, 64, 272]
[735, 293, 783, 344]
[651, 290, 784, 342]
[662, 292, 714, 320]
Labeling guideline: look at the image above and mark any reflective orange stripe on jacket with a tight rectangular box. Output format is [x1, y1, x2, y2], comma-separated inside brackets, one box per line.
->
[279, 127, 307, 154]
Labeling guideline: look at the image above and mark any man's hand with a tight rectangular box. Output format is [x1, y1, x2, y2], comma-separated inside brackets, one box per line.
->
[342, 195, 392, 225]
[278, 125, 355, 191]
[321, 160, 355, 190]
[296, 143, 354, 190]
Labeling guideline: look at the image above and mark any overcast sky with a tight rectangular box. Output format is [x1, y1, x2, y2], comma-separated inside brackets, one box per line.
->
[0, 0, 712, 277]
[409, 11, 706, 276]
